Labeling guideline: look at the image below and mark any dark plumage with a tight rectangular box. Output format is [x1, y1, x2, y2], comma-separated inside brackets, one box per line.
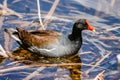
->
[5, 19, 95, 57]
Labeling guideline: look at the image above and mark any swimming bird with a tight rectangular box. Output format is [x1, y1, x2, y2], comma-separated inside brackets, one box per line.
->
[5, 19, 95, 57]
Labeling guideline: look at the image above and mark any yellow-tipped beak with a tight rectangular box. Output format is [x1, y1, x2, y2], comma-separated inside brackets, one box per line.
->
[86, 20, 95, 32]
[92, 29, 96, 32]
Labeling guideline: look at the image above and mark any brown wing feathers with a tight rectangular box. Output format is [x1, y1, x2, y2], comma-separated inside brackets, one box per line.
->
[16, 27, 60, 48]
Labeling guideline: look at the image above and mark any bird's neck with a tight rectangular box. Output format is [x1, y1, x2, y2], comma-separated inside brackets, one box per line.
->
[69, 30, 82, 41]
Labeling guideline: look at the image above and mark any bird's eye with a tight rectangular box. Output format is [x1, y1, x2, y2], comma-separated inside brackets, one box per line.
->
[84, 23, 88, 26]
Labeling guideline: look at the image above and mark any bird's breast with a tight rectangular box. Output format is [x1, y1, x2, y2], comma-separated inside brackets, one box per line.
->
[27, 39, 81, 57]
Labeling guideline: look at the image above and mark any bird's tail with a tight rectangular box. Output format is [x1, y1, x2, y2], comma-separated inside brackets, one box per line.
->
[4, 28, 21, 43]
[16, 27, 30, 40]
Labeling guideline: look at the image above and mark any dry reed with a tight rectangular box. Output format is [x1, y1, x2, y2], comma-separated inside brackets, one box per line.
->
[0, 0, 118, 80]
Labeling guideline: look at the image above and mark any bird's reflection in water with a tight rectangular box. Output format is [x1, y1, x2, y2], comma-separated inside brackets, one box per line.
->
[9, 47, 82, 80]
[0, 56, 6, 64]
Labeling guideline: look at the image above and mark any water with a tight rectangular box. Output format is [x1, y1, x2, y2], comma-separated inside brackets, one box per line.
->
[0, 0, 120, 80]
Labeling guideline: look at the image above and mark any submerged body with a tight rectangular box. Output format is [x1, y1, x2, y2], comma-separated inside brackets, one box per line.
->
[5, 19, 95, 57]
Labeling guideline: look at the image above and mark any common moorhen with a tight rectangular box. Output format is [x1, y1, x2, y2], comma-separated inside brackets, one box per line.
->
[5, 19, 95, 57]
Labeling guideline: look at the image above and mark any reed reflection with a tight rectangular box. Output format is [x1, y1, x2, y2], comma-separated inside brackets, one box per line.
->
[12, 47, 82, 80]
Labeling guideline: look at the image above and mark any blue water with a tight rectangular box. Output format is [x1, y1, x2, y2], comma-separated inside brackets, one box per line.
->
[0, 0, 120, 80]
